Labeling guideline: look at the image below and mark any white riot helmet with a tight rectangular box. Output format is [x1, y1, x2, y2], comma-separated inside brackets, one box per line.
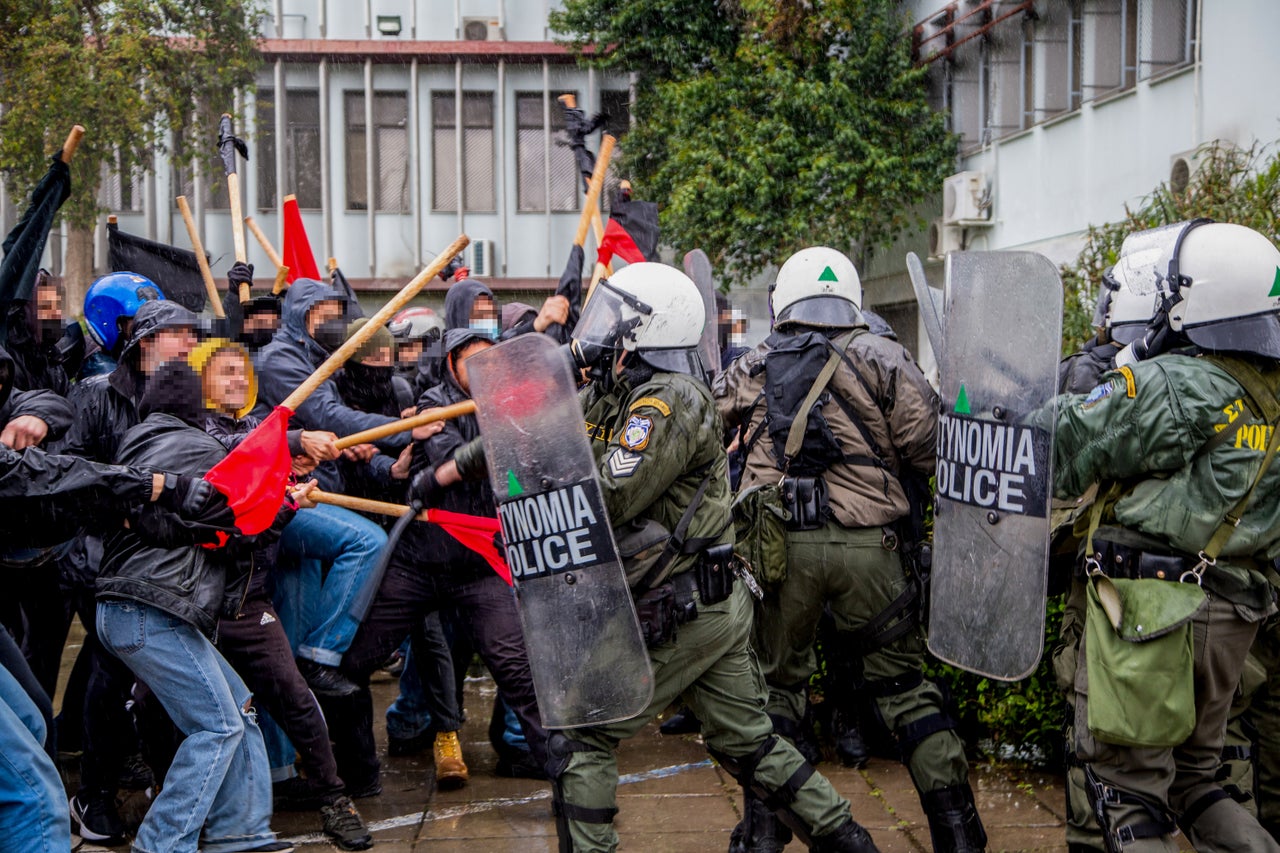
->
[1158, 222, 1280, 358]
[771, 246, 863, 330]
[570, 262, 706, 375]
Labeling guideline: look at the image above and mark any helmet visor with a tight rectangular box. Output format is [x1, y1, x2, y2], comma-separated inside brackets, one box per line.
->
[572, 281, 650, 349]
[1185, 312, 1280, 360]
[1116, 223, 1188, 296]
[775, 295, 862, 330]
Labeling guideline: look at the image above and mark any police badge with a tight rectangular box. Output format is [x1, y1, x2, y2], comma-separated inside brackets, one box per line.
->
[621, 414, 653, 451]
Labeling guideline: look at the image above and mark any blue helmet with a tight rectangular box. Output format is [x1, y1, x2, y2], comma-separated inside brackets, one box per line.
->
[84, 272, 164, 353]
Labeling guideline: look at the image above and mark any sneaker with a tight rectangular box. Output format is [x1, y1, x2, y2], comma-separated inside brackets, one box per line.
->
[69, 791, 127, 846]
[321, 795, 374, 851]
[387, 728, 433, 757]
[295, 658, 360, 698]
[344, 777, 383, 800]
[117, 752, 155, 791]
[433, 730, 469, 790]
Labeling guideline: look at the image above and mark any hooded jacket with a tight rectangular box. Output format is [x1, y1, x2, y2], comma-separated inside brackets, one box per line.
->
[443, 279, 496, 332]
[96, 412, 233, 634]
[252, 278, 408, 491]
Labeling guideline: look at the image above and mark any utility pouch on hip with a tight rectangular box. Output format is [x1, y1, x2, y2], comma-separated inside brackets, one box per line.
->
[780, 475, 827, 530]
[634, 585, 679, 648]
[731, 484, 791, 587]
[695, 543, 737, 606]
[1085, 575, 1205, 748]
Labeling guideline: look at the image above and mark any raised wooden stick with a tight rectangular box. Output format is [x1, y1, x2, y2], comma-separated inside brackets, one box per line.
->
[59, 125, 86, 164]
[280, 234, 470, 413]
[244, 215, 291, 295]
[573, 134, 615, 249]
[313, 489, 427, 521]
[176, 195, 227, 319]
[334, 400, 477, 450]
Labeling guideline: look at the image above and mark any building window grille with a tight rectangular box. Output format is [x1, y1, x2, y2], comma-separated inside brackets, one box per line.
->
[516, 91, 579, 212]
[257, 89, 323, 210]
[346, 90, 411, 213]
[432, 91, 495, 212]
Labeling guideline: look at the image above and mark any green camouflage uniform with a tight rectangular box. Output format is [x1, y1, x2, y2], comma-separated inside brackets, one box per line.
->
[547, 364, 864, 852]
[1054, 353, 1280, 853]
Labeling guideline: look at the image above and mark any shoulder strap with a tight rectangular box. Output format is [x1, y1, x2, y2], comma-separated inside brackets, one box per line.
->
[1208, 355, 1280, 423]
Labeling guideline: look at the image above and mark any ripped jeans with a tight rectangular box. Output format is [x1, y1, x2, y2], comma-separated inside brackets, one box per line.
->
[97, 599, 277, 853]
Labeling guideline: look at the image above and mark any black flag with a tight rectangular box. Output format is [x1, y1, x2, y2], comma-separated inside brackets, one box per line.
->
[107, 222, 209, 312]
[555, 243, 586, 337]
[561, 106, 607, 193]
[0, 154, 71, 343]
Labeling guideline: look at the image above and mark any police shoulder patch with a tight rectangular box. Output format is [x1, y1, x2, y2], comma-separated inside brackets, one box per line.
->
[607, 448, 642, 478]
[629, 396, 672, 417]
[621, 414, 653, 451]
[1081, 380, 1116, 410]
[1116, 365, 1137, 398]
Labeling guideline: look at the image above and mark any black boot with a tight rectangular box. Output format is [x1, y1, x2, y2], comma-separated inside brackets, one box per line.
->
[921, 784, 987, 853]
[728, 792, 792, 853]
[810, 819, 880, 852]
[660, 706, 703, 735]
[833, 708, 869, 769]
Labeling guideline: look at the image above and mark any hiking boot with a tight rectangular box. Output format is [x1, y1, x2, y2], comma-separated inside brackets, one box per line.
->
[69, 790, 127, 846]
[321, 795, 373, 851]
[296, 658, 360, 697]
[433, 730, 469, 789]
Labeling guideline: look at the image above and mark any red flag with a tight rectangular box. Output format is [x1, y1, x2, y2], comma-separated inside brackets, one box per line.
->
[425, 508, 511, 585]
[203, 405, 295, 539]
[282, 197, 321, 283]
[595, 196, 660, 268]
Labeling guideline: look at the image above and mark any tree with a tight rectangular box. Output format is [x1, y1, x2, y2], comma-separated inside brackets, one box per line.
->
[551, 0, 956, 284]
[1060, 141, 1280, 353]
[0, 0, 264, 309]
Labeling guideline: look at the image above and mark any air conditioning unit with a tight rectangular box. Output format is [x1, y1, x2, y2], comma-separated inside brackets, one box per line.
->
[1169, 142, 1235, 194]
[462, 17, 503, 41]
[928, 218, 962, 260]
[942, 171, 990, 225]
[467, 239, 496, 277]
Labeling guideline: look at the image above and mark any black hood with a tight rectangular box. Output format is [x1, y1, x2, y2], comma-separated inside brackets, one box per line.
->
[0, 345, 14, 411]
[139, 360, 207, 428]
[121, 300, 198, 359]
[443, 279, 495, 330]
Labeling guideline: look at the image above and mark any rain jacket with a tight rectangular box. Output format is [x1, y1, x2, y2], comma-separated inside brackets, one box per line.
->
[713, 327, 937, 529]
[252, 278, 408, 491]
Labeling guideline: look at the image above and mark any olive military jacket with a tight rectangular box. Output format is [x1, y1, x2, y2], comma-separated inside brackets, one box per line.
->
[712, 330, 938, 529]
[580, 367, 733, 581]
[1055, 353, 1280, 610]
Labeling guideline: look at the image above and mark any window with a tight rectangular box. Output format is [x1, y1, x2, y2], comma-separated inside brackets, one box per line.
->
[1082, 0, 1138, 100]
[346, 91, 411, 212]
[99, 151, 142, 212]
[1139, 0, 1195, 80]
[985, 16, 1030, 138]
[173, 131, 230, 210]
[257, 89, 322, 210]
[516, 92, 579, 212]
[432, 91, 495, 212]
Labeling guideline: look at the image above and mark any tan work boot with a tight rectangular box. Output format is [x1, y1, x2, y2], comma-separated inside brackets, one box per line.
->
[433, 730, 469, 789]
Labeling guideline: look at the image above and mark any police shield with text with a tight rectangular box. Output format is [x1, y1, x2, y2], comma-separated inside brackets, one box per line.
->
[928, 251, 1063, 682]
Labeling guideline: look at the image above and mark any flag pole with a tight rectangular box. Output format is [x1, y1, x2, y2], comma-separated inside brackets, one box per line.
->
[59, 125, 86, 164]
[280, 234, 469, 413]
[244, 215, 291, 294]
[334, 401, 476, 450]
[176, 195, 227, 319]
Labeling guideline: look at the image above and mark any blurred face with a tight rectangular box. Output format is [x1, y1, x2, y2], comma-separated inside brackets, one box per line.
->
[359, 345, 393, 368]
[205, 349, 250, 413]
[35, 284, 62, 322]
[306, 300, 345, 337]
[243, 311, 279, 334]
[139, 327, 197, 375]
[470, 296, 497, 324]
[450, 339, 493, 394]
[397, 340, 424, 365]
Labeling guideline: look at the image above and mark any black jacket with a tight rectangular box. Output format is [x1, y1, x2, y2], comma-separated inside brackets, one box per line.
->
[97, 413, 233, 635]
[398, 374, 490, 577]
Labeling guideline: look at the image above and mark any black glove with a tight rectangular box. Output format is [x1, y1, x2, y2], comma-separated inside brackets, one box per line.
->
[408, 466, 441, 510]
[228, 261, 255, 291]
[154, 474, 238, 543]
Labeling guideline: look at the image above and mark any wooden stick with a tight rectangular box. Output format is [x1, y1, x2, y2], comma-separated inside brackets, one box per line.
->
[334, 401, 477, 450]
[573, 134, 615, 248]
[280, 234, 470, 413]
[227, 174, 250, 304]
[313, 489, 427, 521]
[245, 215, 291, 295]
[59, 125, 85, 164]
[176, 195, 227, 319]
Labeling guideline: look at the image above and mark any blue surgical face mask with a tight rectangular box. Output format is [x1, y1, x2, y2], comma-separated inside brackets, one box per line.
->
[470, 318, 499, 340]
[729, 332, 747, 347]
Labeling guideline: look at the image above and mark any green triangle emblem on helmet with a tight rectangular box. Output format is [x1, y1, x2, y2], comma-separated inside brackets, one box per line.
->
[1270, 267, 1280, 298]
[818, 265, 839, 282]
[506, 470, 524, 497]
[954, 384, 971, 415]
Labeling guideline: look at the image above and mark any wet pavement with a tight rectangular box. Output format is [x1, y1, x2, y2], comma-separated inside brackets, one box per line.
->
[58, 618, 1072, 852]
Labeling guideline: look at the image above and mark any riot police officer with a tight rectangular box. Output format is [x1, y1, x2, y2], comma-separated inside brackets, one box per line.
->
[1055, 222, 1280, 852]
[714, 247, 986, 852]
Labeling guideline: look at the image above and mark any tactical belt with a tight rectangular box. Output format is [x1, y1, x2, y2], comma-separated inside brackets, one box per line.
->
[1087, 538, 1260, 582]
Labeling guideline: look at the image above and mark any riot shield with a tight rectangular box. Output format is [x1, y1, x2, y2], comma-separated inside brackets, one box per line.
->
[684, 249, 720, 378]
[906, 251, 945, 358]
[468, 333, 654, 728]
[928, 251, 1062, 681]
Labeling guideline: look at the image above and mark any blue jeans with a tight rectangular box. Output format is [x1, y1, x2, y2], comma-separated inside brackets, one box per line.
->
[275, 504, 387, 666]
[0, 662, 67, 852]
[97, 600, 276, 853]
